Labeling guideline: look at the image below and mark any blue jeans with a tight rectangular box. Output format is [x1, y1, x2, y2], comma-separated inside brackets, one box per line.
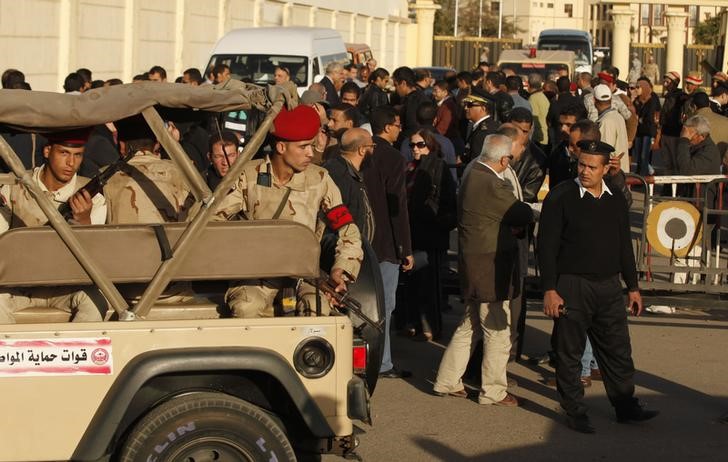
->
[581, 337, 598, 377]
[379, 261, 400, 372]
[634, 135, 654, 176]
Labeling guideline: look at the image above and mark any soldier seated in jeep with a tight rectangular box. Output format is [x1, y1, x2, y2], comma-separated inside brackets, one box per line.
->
[0, 129, 107, 324]
[214, 105, 363, 318]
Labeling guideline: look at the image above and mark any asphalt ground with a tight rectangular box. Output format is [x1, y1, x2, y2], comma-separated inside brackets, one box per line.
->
[342, 298, 728, 462]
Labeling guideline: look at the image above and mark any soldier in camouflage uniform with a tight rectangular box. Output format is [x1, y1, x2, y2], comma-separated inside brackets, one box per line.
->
[214, 105, 363, 318]
[103, 117, 197, 304]
[0, 130, 107, 323]
[103, 117, 195, 224]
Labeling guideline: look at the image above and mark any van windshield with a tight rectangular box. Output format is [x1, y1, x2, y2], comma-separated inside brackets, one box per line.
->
[207, 54, 308, 86]
[538, 39, 590, 65]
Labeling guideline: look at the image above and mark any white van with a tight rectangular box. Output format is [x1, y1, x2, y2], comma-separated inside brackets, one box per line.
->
[207, 27, 348, 94]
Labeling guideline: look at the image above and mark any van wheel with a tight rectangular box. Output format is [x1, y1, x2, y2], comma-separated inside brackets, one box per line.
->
[119, 392, 296, 462]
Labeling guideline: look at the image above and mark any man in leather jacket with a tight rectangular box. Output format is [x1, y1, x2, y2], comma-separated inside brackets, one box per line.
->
[484, 71, 514, 124]
[359, 68, 390, 119]
[507, 108, 547, 203]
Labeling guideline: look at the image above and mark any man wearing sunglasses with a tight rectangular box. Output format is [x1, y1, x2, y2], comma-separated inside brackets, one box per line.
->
[461, 89, 497, 165]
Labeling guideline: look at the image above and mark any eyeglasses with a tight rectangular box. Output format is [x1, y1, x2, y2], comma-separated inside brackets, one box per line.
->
[628, 86, 637, 90]
[388, 122, 402, 129]
[464, 102, 483, 108]
[360, 143, 377, 149]
[410, 141, 427, 149]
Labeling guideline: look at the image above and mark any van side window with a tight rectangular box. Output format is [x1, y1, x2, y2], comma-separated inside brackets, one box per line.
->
[313, 58, 320, 78]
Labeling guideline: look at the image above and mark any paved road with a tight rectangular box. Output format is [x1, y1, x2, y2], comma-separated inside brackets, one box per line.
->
[341, 299, 728, 462]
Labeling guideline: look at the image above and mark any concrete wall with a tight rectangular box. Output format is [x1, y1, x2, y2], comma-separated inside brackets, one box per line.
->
[0, 0, 417, 92]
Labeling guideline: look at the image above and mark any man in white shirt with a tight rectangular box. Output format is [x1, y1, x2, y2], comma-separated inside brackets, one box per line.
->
[594, 85, 630, 172]
[0, 130, 107, 323]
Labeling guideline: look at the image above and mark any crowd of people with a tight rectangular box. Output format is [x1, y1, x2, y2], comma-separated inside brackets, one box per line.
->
[4, 56, 725, 432]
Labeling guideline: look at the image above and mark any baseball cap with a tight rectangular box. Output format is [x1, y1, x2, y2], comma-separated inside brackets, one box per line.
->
[593, 84, 612, 101]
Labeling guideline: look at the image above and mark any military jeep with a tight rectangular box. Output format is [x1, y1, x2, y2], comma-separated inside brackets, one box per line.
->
[0, 82, 383, 461]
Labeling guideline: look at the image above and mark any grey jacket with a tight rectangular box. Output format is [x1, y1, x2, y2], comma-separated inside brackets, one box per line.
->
[458, 162, 533, 302]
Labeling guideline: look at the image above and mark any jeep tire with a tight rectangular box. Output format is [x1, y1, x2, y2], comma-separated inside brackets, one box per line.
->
[119, 392, 296, 462]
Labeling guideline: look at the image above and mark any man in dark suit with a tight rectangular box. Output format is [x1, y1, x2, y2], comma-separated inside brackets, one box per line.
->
[321, 62, 344, 107]
[433, 133, 532, 406]
[461, 89, 498, 165]
[362, 106, 414, 379]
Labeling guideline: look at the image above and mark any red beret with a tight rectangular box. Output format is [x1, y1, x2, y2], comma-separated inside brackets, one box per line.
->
[597, 72, 614, 84]
[46, 128, 92, 147]
[273, 105, 320, 141]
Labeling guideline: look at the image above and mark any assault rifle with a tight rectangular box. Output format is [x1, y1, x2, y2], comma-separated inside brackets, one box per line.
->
[57, 154, 131, 220]
[305, 271, 383, 334]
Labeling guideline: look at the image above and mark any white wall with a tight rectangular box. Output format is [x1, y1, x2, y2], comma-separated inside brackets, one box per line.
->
[0, 0, 416, 92]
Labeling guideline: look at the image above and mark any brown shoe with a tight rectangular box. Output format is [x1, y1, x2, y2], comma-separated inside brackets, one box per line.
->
[591, 368, 602, 381]
[493, 393, 519, 407]
[580, 376, 592, 388]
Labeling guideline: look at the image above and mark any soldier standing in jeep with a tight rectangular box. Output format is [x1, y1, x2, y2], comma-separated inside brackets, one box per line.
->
[0, 129, 107, 323]
[214, 105, 363, 318]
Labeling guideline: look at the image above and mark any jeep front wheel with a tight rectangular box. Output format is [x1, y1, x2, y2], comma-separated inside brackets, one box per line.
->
[119, 392, 296, 462]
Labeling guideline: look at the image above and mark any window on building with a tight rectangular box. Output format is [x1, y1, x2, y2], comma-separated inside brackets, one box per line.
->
[491, 1, 500, 15]
[564, 3, 573, 18]
[641, 4, 650, 26]
[653, 5, 664, 26]
[547, 3, 554, 8]
[689, 5, 698, 27]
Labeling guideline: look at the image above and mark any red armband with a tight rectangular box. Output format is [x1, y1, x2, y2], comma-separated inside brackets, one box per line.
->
[326, 204, 354, 231]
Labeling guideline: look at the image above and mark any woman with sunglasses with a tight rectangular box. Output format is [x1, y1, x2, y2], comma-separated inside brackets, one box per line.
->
[400, 129, 457, 341]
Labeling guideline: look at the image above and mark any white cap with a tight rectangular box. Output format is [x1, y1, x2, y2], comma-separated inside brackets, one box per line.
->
[594, 84, 612, 101]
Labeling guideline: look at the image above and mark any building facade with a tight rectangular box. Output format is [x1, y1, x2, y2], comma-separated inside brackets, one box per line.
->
[0, 0, 440, 92]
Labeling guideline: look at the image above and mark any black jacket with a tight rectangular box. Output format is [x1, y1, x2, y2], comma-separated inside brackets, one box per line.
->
[399, 87, 431, 140]
[321, 76, 340, 107]
[323, 155, 374, 243]
[362, 136, 413, 263]
[513, 142, 547, 203]
[660, 88, 687, 136]
[463, 116, 498, 164]
[491, 90, 514, 124]
[546, 142, 575, 190]
[0, 131, 46, 172]
[359, 85, 389, 118]
[407, 154, 457, 251]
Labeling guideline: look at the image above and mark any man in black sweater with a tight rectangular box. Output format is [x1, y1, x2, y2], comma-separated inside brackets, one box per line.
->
[538, 140, 658, 434]
[362, 106, 414, 379]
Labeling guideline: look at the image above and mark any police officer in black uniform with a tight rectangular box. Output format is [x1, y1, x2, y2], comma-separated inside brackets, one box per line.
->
[461, 88, 497, 166]
[538, 140, 659, 434]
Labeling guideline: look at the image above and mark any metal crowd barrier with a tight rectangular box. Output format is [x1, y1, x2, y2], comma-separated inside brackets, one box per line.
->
[626, 173, 728, 294]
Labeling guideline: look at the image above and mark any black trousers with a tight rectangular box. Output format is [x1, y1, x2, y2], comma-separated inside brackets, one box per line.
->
[552, 274, 638, 417]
